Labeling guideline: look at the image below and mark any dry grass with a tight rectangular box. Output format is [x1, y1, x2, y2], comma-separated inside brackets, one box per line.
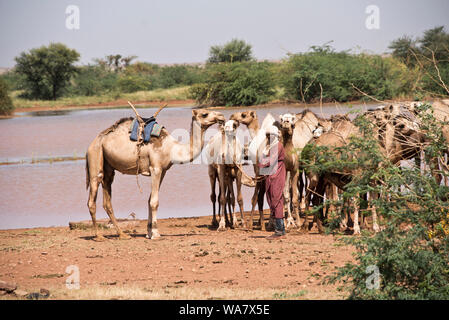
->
[1, 285, 317, 300]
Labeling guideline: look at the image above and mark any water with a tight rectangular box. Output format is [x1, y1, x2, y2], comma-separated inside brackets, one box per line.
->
[0, 103, 378, 229]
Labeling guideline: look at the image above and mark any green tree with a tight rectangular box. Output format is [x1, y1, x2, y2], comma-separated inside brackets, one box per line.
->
[388, 35, 417, 66]
[14, 43, 80, 100]
[0, 78, 14, 115]
[420, 26, 449, 61]
[208, 39, 254, 63]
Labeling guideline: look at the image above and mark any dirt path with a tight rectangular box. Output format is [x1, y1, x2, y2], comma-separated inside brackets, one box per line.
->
[0, 214, 355, 300]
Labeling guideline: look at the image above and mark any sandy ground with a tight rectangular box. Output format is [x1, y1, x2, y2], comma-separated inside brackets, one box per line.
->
[0, 212, 355, 300]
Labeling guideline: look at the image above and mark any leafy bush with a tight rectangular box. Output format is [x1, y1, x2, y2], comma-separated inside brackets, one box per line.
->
[117, 74, 152, 93]
[189, 62, 275, 106]
[153, 65, 205, 89]
[208, 39, 254, 63]
[69, 65, 120, 96]
[0, 78, 14, 115]
[281, 46, 412, 103]
[301, 104, 449, 299]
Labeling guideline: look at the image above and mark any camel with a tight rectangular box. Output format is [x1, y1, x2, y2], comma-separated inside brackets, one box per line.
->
[85, 108, 225, 240]
[230, 111, 276, 230]
[279, 110, 333, 229]
[205, 119, 247, 230]
[303, 115, 365, 234]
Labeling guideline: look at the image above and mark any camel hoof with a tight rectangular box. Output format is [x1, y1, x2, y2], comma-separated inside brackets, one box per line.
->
[146, 230, 161, 239]
[299, 225, 308, 234]
[285, 217, 297, 229]
[211, 220, 219, 228]
[151, 230, 161, 239]
[353, 226, 361, 235]
[373, 224, 380, 233]
[118, 233, 131, 240]
[217, 220, 226, 231]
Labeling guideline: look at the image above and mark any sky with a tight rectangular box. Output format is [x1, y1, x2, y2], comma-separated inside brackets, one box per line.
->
[0, 0, 448, 67]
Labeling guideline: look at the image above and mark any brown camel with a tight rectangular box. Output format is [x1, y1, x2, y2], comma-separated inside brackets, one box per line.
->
[279, 111, 333, 229]
[85, 109, 225, 240]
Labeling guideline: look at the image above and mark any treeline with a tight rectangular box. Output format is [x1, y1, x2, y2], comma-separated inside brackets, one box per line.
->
[1, 27, 448, 115]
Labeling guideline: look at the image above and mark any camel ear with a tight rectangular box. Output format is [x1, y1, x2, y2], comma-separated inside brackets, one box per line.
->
[250, 111, 255, 117]
[279, 115, 283, 121]
[292, 115, 297, 123]
[192, 109, 199, 117]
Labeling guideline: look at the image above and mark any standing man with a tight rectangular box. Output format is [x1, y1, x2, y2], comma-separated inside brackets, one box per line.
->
[259, 126, 286, 239]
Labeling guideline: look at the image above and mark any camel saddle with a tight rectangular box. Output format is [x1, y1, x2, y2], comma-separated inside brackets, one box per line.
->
[129, 117, 163, 142]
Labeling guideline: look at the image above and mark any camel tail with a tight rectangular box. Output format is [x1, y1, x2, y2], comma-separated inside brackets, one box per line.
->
[85, 152, 90, 190]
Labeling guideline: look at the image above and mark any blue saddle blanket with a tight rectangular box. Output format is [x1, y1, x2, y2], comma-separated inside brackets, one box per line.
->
[129, 117, 162, 142]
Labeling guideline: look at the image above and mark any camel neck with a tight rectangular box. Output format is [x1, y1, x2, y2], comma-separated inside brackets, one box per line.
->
[247, 119, 260, 139]
[170, 119, 205, 164]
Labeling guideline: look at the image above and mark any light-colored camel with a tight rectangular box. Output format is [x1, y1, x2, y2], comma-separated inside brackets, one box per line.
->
[205, 119, 247, 230]
[85, 109, 225, 240]
[230, 111, 276, 230]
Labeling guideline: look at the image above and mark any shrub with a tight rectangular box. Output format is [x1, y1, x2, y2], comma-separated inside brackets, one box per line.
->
[189, 62, 275, 106]
[69, 65, 120, 96]
[281, 47, 411, 103]
[154, 65, 205, 89]
[0, 79, 14, 115]
[117, 74, 152, 93]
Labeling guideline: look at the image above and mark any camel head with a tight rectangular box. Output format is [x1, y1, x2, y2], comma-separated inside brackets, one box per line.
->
[279, 113, 297, 136]
[192, 109, 225, 129]
[230, 110, 257, 126]
[224, 120, 239, 136]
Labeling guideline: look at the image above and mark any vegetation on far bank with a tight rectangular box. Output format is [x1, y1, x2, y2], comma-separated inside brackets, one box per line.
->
[1, 26, 448, 113]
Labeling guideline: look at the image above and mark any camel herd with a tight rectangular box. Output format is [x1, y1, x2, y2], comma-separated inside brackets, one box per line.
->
[85, 100, 449, 241]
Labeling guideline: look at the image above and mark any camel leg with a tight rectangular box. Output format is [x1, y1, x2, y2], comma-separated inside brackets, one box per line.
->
[249, 182, 259, 230]
[209, 166, 218, 227]
[352, 194, 361, 235]
[235, 170, 246, 228]
[291, 169, 301, 226]
[369, 191, 380, 232]
[87, 178, 104, 241]
[298, 170, 306, 215]
[302, 174, 318, 232]
[228, 177, 238, 228]
[217, 165, 227, 231]
[284, 171, 296, 229]
[311, 181, 325, 234]
[102, 163, 130, 240]
[147, 167, 166, 239]
[86, 148, 105, 241]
